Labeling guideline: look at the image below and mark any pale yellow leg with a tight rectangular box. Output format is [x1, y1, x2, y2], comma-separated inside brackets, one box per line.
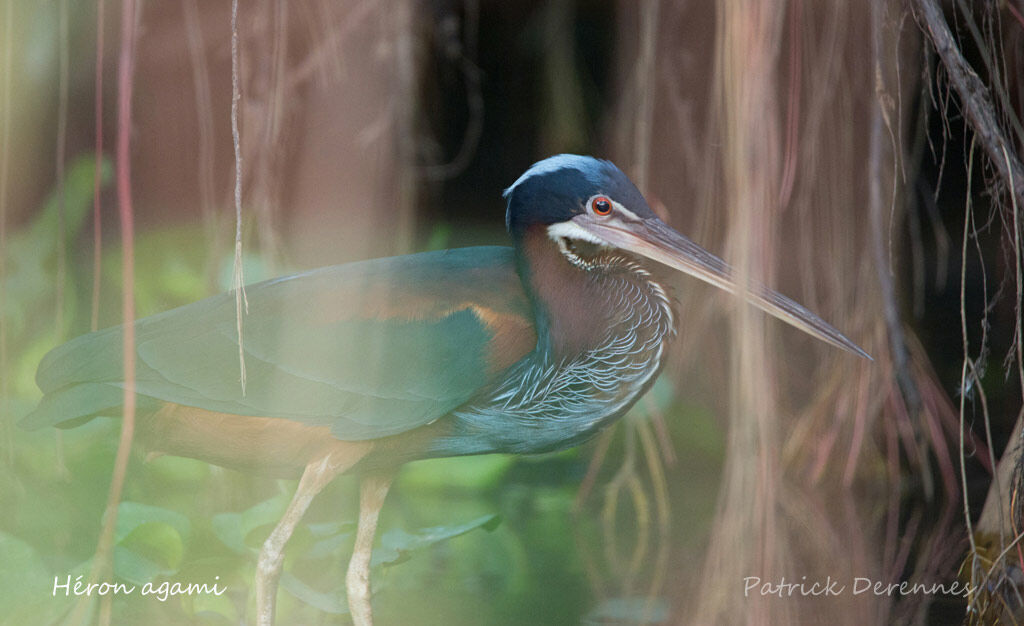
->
[255, 453, 353, 626]
[346, 471, 395, 626]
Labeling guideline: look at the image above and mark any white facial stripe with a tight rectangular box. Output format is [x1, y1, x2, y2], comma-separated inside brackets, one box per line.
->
[547, 221, 608, 246]
[611, 200, 641, 221]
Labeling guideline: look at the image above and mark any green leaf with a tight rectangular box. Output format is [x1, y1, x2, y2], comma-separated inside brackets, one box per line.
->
[0, 531, 67, 625]
[113, 546, 171, 586]
[305, 530, 353, 560]
[280, 572, 348, 614]
[184, 584, 239, 624]
[372, 514, 501, 568]
[212, 493, 291, 555]
[114, 522, 185, 585]
[279, 515, 501, 614]
[306, 521, 355, 538]
[113, 501, 191, 543]
[103, 502, 192, 585]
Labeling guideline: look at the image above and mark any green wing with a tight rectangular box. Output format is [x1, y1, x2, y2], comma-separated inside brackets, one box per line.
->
[22, 247, 536, 440]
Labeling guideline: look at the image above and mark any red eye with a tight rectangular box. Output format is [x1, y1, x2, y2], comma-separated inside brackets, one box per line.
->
[591, 196, 612, 215]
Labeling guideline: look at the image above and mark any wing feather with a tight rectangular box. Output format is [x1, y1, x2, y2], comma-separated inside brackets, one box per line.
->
[22, 246, 537, 440]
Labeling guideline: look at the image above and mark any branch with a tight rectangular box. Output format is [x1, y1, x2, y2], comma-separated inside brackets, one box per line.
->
[910, 0, 1024, 208]
[871, 0, 929, 494]
[77, 1, 140, 624]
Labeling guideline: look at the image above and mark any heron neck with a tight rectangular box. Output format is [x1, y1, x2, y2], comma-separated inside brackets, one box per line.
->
[514, 226, 672, 363]
[429, 228, 677, 457]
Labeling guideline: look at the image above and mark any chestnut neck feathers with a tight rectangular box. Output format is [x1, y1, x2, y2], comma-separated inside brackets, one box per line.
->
[428, 226, 677, 457]
[516, 226, 676, 362]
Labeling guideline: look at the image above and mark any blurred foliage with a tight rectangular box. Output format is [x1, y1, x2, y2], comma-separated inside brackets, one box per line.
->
[1, 161, 724, 625]
[3, 156, 111, 408]
[584, 597, 669, 624]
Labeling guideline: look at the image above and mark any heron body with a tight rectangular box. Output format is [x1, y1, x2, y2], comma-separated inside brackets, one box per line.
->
[22, 155, 868, 625]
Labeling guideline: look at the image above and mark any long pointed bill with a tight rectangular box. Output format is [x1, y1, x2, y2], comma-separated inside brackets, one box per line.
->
[573, 214, 872, 360]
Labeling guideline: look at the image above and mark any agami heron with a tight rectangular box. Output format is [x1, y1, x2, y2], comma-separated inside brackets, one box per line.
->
[22, 154, 869, 625]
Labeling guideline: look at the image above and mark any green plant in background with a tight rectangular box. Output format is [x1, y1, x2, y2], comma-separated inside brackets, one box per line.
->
[3, 156, 110, 410]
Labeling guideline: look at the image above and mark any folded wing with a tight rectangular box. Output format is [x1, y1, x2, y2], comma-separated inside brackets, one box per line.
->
[22, 247, 536, 441]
